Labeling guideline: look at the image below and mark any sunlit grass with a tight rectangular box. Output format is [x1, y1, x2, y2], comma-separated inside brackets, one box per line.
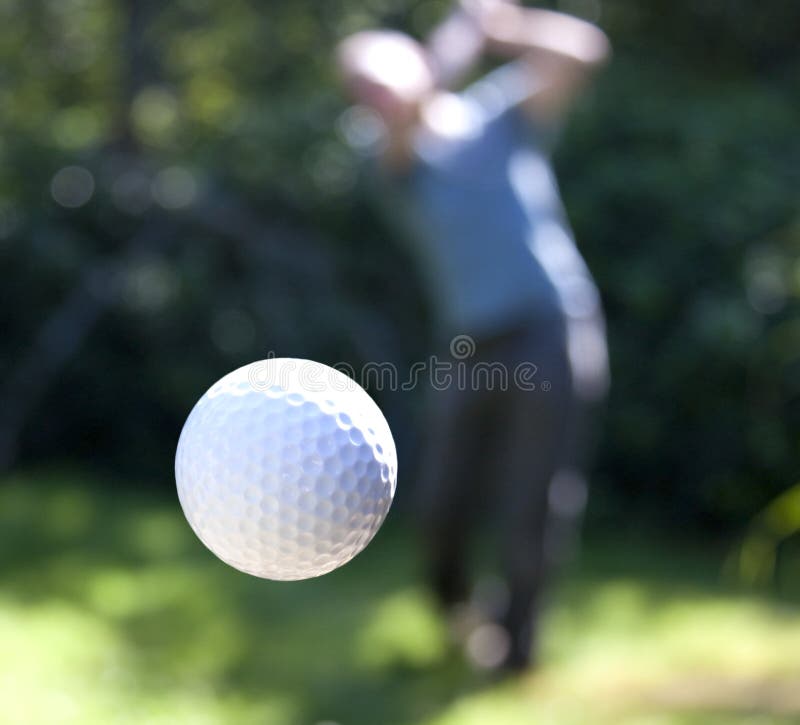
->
[1, 470, 799, 724]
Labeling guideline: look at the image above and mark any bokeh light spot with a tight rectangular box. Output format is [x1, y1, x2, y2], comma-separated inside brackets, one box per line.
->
[131, 86, 179, 146]
[210, 308, 256, 355]
[152, 166, 198, 209]
[50, 165, 95, 208]
[51, 106, 103, 150]
[123, 257, 178, 312]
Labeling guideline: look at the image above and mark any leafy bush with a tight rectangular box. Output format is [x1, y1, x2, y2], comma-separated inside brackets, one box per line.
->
[0, 0, 797, 528]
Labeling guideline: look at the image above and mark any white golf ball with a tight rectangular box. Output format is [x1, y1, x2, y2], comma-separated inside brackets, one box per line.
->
[175, 358, 397, 580]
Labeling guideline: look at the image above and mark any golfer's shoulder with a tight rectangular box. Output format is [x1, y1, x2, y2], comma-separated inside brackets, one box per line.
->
[463, 64, 534, 119]
[415, 87, 526, 170]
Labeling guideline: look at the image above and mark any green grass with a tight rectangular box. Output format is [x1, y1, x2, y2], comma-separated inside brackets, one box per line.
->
[1, 470, 799, 724]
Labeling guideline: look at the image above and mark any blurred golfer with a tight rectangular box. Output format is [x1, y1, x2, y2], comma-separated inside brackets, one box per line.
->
[337, 0, 610, 670]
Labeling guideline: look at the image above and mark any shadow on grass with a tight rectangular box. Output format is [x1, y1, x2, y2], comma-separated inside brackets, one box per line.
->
[1, 469, 799, 724]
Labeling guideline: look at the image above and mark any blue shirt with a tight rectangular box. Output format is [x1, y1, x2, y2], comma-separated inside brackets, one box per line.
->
[384, 64, 600, 339]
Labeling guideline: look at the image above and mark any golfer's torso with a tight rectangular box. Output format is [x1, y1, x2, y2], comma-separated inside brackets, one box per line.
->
[401, 102, 596, 339]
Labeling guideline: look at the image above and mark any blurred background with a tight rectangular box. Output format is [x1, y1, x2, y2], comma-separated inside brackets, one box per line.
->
[1, 0, 799, 722]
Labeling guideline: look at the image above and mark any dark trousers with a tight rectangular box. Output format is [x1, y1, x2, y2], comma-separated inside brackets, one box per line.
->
[418, 307, 608, 668]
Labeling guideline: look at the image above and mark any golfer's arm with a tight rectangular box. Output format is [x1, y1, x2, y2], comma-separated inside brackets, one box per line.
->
[481, 6, 611, 123]
[425, 2, 487, 89]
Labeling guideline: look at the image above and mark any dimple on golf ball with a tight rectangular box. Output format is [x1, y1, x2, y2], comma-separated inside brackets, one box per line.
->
[175, 358, 397, 580]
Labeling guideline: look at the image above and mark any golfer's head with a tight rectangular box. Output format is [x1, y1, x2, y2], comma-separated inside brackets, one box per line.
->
[337, 31, 434, 124]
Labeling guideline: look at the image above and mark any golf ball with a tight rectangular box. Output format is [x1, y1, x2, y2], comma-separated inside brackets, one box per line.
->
[175, 358, 397, 580]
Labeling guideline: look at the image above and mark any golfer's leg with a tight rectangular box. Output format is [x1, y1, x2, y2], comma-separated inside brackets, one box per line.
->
[417, 383, 489, 608]
[497, 317, 572, 669]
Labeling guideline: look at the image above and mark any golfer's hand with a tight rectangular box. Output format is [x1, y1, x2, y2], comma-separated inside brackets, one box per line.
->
[459, 0, 518, 27]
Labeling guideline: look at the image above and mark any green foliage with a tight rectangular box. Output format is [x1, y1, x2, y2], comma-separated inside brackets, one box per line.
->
[558, 57, 800, 525]
[729, 482, 800, 585]
[0, 0, 798, 527]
